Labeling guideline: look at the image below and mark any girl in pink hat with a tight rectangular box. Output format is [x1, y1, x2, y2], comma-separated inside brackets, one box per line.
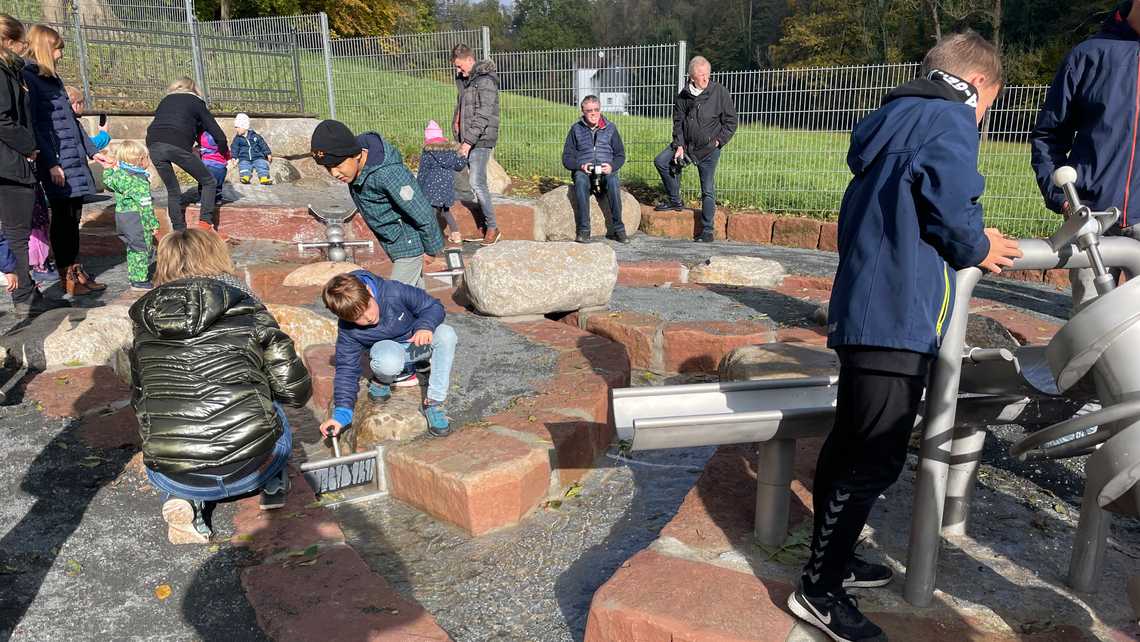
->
[416, 120, 466, 246]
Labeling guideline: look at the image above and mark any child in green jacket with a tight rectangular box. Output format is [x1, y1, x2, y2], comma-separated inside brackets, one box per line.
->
[98, 140, 159, 290]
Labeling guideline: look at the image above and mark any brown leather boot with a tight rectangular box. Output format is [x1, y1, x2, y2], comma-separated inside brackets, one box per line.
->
[73, 264, 106, 291]
[481, 227, 502, 246]
[65, 265, 92, 296]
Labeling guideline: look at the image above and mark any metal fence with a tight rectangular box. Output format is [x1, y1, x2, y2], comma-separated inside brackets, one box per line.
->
[327, 28, 484, 146]
[1, 3, 1059, 233]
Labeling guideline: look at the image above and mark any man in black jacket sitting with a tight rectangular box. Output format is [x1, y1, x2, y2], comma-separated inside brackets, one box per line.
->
[653, 55, 738, 242]
[561, 95, 628, 244]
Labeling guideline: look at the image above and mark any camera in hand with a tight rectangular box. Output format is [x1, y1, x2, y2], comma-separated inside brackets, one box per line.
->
[669, 152, 691, 177]
[586, 164, 604, 195]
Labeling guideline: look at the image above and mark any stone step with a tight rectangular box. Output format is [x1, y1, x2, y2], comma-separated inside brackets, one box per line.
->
[448, 197, 540, 241]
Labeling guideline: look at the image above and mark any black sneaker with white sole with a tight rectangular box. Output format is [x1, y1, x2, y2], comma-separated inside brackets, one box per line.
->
[259, 471, 290, 511]
[843, 555, 893, 588]
[787, 590, 886, 642]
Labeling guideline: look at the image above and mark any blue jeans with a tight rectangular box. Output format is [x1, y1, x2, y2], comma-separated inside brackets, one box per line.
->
[654, 146, 722, 235]
[571, 170, 624, 236]
[369, 323, 457, 403]
[146, 404, 292, 502]
[239, 158, 271, 180]
[466, 147, 497, 229]
[204, 162, 227, 204]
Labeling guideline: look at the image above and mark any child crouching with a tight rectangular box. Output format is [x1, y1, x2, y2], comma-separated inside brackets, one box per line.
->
[318, 271, 457, 439]
[97, 140, 158, 290]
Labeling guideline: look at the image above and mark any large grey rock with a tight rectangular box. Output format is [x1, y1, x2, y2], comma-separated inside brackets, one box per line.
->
[282, 261, 359, 287]
[81, 116, 321, 159]
[719, 343, 838, 381]
[689, 255, 786, 288]
[536, 185, 642, 241]
[351, 384, 428, 445]
[0, 305, 135, 377]
[264, 303, 337, 355]
[268, 158, 302, 184]
[455, 153, 511, 198]
[464, 241, 618, 317]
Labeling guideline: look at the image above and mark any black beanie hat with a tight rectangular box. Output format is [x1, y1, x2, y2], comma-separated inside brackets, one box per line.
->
[310, 120, 362, 167]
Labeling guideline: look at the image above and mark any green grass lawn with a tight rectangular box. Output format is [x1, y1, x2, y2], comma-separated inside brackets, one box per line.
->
[309, 56, 1057, 237]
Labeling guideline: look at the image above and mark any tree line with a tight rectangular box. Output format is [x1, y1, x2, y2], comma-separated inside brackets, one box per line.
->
[187, 0, 1118, 84]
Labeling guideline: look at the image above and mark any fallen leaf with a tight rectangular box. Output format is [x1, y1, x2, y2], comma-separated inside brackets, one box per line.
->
[564, 482, 583, 499]
[527, 415, 536, 422]
[207, 545, 220, 553]
[65, 559, 82, 577]
[544, 500, 562, 510]
[234, 534, 254, 543]
[296, 557, 319, 567]
[154, 584, 172, 601]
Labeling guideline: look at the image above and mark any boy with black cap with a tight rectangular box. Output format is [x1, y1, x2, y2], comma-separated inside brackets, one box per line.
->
[310, 120, 443, 288]
[786, 32, 1022, 642]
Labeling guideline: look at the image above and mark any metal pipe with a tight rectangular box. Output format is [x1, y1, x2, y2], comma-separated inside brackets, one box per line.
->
[1013, 237, 1140, 277]
[612, 375, 837, 399]
[755, 439, 796, 547]
[904, 267, 981, 606]
[1069, 480, 1111, 592]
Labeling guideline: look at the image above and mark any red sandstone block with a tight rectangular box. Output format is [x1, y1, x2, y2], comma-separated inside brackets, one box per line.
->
[584, 311, 663, 371]
[491, 408, 609, 486]
[617, 261, 688, 286]
[726, 211, 776, 244]
[775, 326, 828, 345]
[573, 333, 633, 388]
[639, 207, 728, 240]
[79, 228, 124, 256]
[510, 318, 599, 352]
[303, 344, 337, 413]
[450, 200, 537, 240]
[998, 269, 1045, 284]
[242, 264, 325, 306]
[1044, 269, 1071, 290]
[242, 544, 449, 641]
[386, 427, 551, 535]
[25, 366, 131, 418]
[231, 471, 346, 553]
[771, 217, 822, 249]
[76, 406, 139, 450]
[818, 222, 839, 252]
[584, 549, 798, 642]
[976, 307, 1061, 345]
[663, 321, 775, 373]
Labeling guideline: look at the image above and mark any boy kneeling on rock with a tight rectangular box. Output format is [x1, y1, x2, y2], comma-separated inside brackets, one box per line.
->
[319, 270, 457, 438]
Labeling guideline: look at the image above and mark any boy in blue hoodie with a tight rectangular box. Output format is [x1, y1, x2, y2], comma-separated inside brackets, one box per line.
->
[318, 270, 457, 438]
[786, 33, 1022, 642]
[1031, 1, 1140, 308]
[309, 120, 443, 288]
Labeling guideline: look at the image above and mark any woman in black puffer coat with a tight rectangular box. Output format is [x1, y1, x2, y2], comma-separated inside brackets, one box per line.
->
[23, 24, 107, 296]
[129, 228, 312, 544]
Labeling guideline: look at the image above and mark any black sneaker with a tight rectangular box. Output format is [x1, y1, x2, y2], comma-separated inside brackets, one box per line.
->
[606, 230, 630, 244]
[695, 232, 714, 243]
[787, 590, 886, 641]
[575, 233, 590, 243]
[654, 201, 684, 211]
[14, 292, 70, 320]
[843, 555, 893, 589]
[259, 471, 290, 511]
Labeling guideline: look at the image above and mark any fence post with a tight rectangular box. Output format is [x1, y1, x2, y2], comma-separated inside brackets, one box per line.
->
[319, 12, 337, 119]
[291, 31, 305, 115]
[71, 5, 93, 107]
[677, 40, 688, 92]
[185, 0, 208, 103]
[481, 26, 491, 60]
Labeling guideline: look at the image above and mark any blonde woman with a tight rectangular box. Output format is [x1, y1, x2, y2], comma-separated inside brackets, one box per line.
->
[145, 77, 230, 239]
[23, 24, 108, 296]
[129, 228, 311, 544]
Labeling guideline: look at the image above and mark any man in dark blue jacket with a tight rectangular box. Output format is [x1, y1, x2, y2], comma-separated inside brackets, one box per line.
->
[786, 33, 1021, 642]
[561, 95, 628, 244]
[1031, 1, 1140, 308]
[318, 270, 457, 438]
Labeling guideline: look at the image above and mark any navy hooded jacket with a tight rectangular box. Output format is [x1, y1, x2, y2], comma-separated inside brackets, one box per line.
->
[233, 130, 271, 162]
[331, 270, 445, 425]
[1031, 3, 1140, 226]
[22, 60, 96, 200]
[827, 70, 991, 355]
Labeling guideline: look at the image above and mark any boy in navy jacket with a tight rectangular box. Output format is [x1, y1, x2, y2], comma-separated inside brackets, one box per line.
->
[787, 33, 1021, 642]
[318, 270, 457, 438]
[1031, 1, 1140, 307]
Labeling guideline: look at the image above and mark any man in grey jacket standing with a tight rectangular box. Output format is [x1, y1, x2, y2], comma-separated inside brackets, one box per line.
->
[653, 55, 738, 242]
[452, 43, 501, 246]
